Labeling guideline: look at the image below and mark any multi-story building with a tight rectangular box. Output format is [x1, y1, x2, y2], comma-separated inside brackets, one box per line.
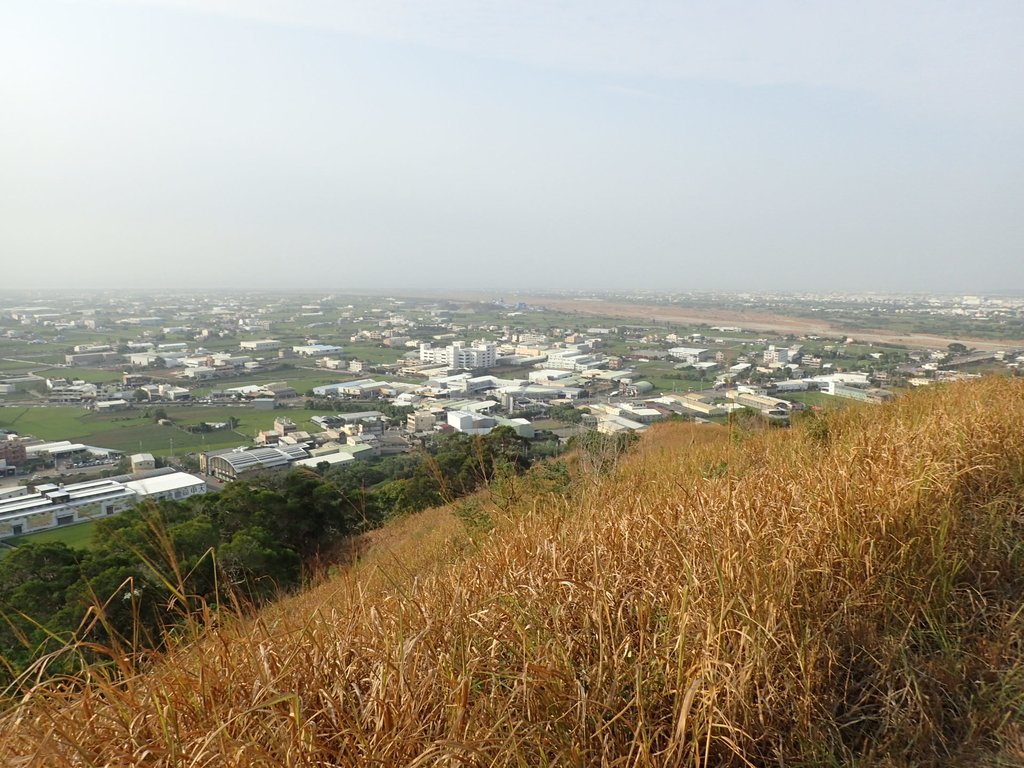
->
[763, 346, 790, 366]
[668, 347, 710, 365]
[0, 436, 27, 466]
[406, 411, 437, 433]
[419, 341, 497, 370]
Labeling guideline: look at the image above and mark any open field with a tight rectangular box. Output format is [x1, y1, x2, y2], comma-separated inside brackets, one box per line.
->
[9, 521, 99, 550]
[502, 295, 1024, 351]
[34, 367, 122, 383]
[0, 405, 289, 456]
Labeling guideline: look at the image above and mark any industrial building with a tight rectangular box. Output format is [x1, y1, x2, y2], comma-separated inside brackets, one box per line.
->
[728, 391, 792, 413]
[123, 473, 207, 502]
[0, 473, 207, 539]
[312, 379, 385, 398]
[293, 344, 344, 357]
[0, 436, 27, 467]
[239, 339, 283, 352]
[202, 445, 310, 482]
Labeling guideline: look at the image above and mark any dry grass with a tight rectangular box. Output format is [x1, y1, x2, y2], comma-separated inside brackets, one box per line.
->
[2, 378, 1024, 766]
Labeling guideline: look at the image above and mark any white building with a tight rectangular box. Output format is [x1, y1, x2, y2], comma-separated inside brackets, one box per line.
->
[239, 339, 282, 351]
[763, 346, 790, 366]
[447, 410, 497, 435]
[544, 346, 606, 371]
[131, 453, 156, 471]
[668, 347, 710, 365]
[419, 340, 497, 370]
[124, 473, 207, 502]
[293, 344, 344, 357]
[0, 473, 207, 539]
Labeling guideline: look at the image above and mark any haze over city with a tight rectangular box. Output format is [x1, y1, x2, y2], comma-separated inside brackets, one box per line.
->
[2, 1, 1022, 293]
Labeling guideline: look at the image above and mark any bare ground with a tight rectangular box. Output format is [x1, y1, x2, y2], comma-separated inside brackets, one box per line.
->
[509, 296, 1023, 351]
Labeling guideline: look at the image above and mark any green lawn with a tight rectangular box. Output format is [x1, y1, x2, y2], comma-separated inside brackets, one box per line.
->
[10, 520, 99, 550]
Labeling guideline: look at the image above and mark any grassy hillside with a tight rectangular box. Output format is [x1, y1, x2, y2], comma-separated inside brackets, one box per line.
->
[2, 378, 1024, 766]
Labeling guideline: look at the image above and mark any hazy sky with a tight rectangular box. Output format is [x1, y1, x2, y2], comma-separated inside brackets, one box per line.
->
[2, 1, 1022, 293]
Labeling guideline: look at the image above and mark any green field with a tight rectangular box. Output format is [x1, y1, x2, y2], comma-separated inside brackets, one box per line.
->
[0, 405, 291, 456]
[345, 344, 405, 364]
[779, 391, 846, 409]
[10, 520, 99, 549]
[36, 367, 122, 383]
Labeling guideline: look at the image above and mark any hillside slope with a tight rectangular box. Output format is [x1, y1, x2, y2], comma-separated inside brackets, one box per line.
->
[3, 378, 1024, 766]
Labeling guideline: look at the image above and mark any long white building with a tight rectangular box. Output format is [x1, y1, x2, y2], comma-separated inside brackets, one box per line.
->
[0, 472, 207, 539]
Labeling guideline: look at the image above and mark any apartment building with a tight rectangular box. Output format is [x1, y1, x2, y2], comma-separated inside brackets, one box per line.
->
[419, 341, 497, 369]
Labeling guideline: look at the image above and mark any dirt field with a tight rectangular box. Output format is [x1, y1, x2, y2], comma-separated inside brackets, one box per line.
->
[509, 296, 1022, 351]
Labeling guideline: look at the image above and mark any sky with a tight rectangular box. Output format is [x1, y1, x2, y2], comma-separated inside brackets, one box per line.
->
[1, 1, 1022, 294]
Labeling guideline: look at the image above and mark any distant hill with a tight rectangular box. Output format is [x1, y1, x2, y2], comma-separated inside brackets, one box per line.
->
[2, 377, 1024, 766]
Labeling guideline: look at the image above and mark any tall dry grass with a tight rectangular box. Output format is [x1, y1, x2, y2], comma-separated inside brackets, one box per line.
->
[2, 378, 1024, 766]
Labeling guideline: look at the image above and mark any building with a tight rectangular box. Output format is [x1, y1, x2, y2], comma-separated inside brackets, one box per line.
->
[763, 346, 790, 366]
[24, 441, 92, 463]
[131, 453, 156, 472]
[64, 351, 122, 366]
[0, 436, 27, 466]
[239, 339, 282, 352]
[293, 344, 343, 357]
[123, 473, 207, 502]
[729, 391, 791, 413]
[596, 415, 648, 434]
[446, 410, 497, 435]
[419, 341, 497, 370]
[203, 445, 309, 482]
[617, 404, 664, 424]
[544, 345, 606, 371]
[312, 379, 384, 398]
[94, 398, 129, 412]
[0, 472, 207, 539]
[668, 347, 710, 365]
[0, 479, 136, 538]
[406, 411, 437, 433]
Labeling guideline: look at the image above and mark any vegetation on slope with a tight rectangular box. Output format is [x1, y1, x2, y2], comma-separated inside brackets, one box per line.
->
[0, 427, 539, 685]
[2, 378, 1024, 766]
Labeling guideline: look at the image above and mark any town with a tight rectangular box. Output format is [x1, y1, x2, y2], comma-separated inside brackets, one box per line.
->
[1, 290, 1022, 543]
